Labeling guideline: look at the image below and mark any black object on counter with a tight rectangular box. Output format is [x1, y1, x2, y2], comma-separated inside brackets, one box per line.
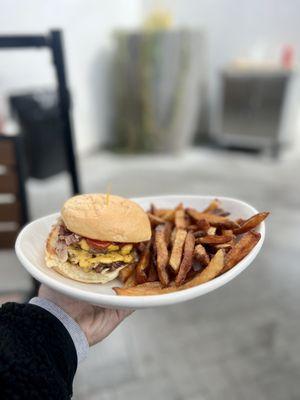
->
[10, 91, 66, 179]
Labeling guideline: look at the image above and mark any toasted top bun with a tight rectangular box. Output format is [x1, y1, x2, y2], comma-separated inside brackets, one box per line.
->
[45, 225, 125, 284]
[61, 193, 151, 243]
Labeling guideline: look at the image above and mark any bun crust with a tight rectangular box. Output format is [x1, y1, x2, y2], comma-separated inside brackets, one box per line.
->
[61, 194, 151, 243]
[45, 224, 125, 284]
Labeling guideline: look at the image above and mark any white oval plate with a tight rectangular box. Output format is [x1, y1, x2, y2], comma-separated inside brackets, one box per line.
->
[15, 195, 265, 309]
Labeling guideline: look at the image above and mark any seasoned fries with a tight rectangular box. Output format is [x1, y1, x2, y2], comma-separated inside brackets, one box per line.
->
[222, 231, 261, 274]
[113, 199, 269, 296]
[123, 270, 137, 288]
[207, 226, 217, 235]
[155, 224, 170, 286]
[175, 209, 187, 229]
[233, 212, 269, 235]
[194, 243, 210, 266]
[183, 249, 224, 287]
[148, 213, 165, 227]
[195, 219, 210, 231]
[136, 242, 151, 284]
[169, 229, 187, 272]
[197, 234, 233, 245]
[148, 260, 158, 282]
[114, 250, 224, 296]
[175, 231, 195, 285]
[119, 263, 136, 283]
[187, 209, 239, 229]
[202, 198, 220, 213]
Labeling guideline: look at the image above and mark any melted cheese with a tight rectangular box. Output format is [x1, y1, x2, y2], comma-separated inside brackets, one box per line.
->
[79, 239, 89, 251]
[68, 247, 134, 269]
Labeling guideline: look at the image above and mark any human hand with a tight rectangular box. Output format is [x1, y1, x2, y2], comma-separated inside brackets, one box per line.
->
[38, 284, 133, 346]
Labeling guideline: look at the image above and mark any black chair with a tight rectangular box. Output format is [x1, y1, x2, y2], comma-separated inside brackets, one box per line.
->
[0, 30, 80, 195]
[0, 30, 80, 298]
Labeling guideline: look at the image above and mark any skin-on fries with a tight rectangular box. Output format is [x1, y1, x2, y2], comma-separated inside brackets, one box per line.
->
[148, 260, 158, 282]
[155, 224, 170, 286]
[119, 263, 136, 283]
[160, 210, 175, 222]
[136, 242, 151, 284]
[202, 199, 220, 213]
[207, 226, 216, 235]
[222, 231, 261, 274]
[233, 212, 269, 235]
[213, 241, 234, 252]
[197, 234, 233, 245]
[185, 249, 224, 287]
[114, 199, 269, 296]
[147, 213, 166, 227]
[175, 208, 187, 229]
[187, 209, 239, 229]
[194, 243, 210, 266]
[195, 219, 210, 231]
[113, 250, 224, 296]
[175, 231, 195, 286]
[169, 229, 187, 272]
[123, 270, 137, 288]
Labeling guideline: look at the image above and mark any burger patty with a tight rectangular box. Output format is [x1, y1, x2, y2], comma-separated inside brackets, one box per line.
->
[94, 262, 124, 273]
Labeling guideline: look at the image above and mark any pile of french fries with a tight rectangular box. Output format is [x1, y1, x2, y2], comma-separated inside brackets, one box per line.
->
[113, 199, 269, 296]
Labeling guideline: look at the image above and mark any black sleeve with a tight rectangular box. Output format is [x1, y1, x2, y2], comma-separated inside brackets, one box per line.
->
[0, 302, 77, 400]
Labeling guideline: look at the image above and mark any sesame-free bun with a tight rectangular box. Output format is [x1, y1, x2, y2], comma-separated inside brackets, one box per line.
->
[45, 225, 125, 284]
[61, 193, 151, 243]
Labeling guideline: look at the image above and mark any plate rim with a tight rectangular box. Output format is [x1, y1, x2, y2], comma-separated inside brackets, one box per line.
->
[15, 195, 265, 308]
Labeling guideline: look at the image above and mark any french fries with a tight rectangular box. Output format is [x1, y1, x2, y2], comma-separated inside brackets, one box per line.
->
[159, 209, 175, 222]
[197, 234, 233, 245]
[136, 242, 151, 284]
[123, 270, 137, 288]
[202, 199, 220, 213]
[164, 222, 173, 244]
[184, 249, 224, 287]
[222, 231, 261, 274]
[175, 208, 187, 229]
[213, 241, 234, 252]
[233, 212, 269, 235]
[119, 263, 136, 283]
[194, 243, 210, 266]
[169, 229, 187, 272]
[155, 208, 173, 217]
[155, 224, 170, 286]
[195, 219, 210, 231]
[114, 200, 269, 296]
[148, 213, 165, 227]
[175, 231, 195, 285]
[148, 260, 158, 282]
[113, 250, 224, 296]
[187, 209, 239, 229]
[207, 226, 217, 235]
[210, 208, 230, 217]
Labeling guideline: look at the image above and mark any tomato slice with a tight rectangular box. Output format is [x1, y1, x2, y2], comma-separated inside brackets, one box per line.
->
[86, 238, 111, 249]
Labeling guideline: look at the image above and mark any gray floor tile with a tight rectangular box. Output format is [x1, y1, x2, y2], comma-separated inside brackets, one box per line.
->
[2, 149, 300, 399]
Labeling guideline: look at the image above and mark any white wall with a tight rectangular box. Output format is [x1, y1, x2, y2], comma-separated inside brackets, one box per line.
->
[2, 0, 300, 153]
[0, 0, 142, 154]
[143, 0, 300, 147]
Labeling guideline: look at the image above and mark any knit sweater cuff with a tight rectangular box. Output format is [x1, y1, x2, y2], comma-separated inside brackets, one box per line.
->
[29, 297, 89, 363]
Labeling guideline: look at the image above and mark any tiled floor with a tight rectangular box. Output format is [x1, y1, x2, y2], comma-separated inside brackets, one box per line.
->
[1, 148, 300, 399]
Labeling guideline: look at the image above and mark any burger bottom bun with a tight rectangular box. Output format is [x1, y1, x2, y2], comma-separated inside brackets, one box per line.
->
[45, 224, 126, 284]
[45, 251, 124, 284]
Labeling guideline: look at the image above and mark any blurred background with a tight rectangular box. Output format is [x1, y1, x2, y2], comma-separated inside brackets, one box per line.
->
[0, 1, 300, 399]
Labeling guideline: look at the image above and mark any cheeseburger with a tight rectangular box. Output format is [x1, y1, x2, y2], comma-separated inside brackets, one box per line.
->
[45, 194, 151, 283]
